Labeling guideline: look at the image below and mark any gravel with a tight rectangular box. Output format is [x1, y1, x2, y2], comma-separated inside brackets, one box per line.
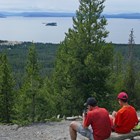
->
[0, 120, 87, 140]
[0, 112, 139, 140]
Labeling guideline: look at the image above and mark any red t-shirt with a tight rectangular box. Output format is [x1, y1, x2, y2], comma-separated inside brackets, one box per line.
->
[84, 106, 111, 140]
[114, 105, 138, 133]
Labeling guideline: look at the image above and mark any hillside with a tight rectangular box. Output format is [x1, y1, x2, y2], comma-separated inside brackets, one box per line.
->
[0, 41, 59, 84]
[1, 41, 140, 74]
[1, 41, 140, 86]
[104, 13, 140, 19]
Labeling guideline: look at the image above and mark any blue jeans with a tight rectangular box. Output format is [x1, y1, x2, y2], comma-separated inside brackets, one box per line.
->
[77, 124, 94, 140]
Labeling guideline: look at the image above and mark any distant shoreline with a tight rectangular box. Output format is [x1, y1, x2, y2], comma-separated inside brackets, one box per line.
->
[1, 40, 140, 45]
[1, 12, 140, 19]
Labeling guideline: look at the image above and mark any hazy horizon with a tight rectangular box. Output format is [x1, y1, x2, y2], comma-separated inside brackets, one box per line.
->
[0, 0, 140, 14]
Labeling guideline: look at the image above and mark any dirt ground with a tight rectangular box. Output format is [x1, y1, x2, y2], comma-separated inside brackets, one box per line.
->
[0, 120, 87, 140]
[0, 112, 140, 140]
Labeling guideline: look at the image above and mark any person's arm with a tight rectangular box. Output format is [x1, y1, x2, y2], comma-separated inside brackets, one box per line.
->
[82, 111, 91, 128]
[82, 112, 87, 128]
[112, 111, 117, 124]
[110, 111, 119, 131]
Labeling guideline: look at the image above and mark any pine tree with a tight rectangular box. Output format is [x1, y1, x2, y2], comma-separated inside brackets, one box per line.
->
[0, 54, 15, 123]
[51, 0, 113, 116]
[124, 29, 136, 105]
[15, 44, 41, 123]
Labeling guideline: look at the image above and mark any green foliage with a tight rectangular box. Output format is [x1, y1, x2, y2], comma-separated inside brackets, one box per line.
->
[123, 29, 137, 107]
[51, 0, 114, 116]
[0, 42, 59, 124]
[0, 54, 15, 123]
[0, 42, 59, 89]
[1, 40, 140, 124]
[37, 77, 56, 120]
[14, 44, 42, 123]
[110, 30, 140, 110]
[135, 72, 140, 109]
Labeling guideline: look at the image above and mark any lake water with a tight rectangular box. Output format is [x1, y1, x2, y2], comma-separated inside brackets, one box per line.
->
[0, 17, 140, 44]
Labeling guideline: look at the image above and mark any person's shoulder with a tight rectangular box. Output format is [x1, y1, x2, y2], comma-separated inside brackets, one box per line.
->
[128, 105, 137, 111]
[118, 105, 136, 113]
[117, 107, 125, 114]
[98, 107, 109, 113]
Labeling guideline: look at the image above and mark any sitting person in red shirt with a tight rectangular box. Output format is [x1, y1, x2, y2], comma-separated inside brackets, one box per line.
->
[69, 97, 111, 140]
[110, 92, 139, 133]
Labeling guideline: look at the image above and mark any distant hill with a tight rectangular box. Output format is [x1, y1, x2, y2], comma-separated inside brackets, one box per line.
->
[0, 13, 6, 18]
[104, 13, 140, 19]
[0, 12, 140, 19]
[0, 12, 75, 17]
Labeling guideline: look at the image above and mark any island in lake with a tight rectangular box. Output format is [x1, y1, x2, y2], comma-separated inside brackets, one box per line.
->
[45, 22, 57, 26]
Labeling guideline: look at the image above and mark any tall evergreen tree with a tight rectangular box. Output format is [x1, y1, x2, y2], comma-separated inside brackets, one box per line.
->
[15, 44, 41, 123]
[124, 29, 136, 106]
[0, 54, 15, 123]
[51, 0, 113, 116]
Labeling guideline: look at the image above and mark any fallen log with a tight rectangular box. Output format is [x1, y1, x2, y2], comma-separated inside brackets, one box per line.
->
[106, 131, 140, 140]
[66, 116, 82, 121]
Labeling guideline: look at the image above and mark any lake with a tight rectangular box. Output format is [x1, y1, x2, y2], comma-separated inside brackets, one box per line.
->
[0, 17, 140, 44]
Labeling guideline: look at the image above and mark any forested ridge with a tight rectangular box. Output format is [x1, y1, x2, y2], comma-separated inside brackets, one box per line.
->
[0, 41, 59, 81]
[0, 0, 140, 125]
[1, 42, 140, 89]
[1, 42, 140, 77]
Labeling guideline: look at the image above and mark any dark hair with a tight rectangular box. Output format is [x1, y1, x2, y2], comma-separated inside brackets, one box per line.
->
[120, 98, 128, 103]
[84, 97, 97, 107]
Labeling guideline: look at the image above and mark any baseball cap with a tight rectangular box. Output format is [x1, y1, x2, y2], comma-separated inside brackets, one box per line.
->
[117, 92, 128, 100]
[84, 97, 97, 107]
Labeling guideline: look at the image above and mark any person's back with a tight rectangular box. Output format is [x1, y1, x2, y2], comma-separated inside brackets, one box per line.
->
[114, 105, 138, 133]
[84, 106, 111, 140]
[111, 92, 139, 134]
[69, 97, 111, 140]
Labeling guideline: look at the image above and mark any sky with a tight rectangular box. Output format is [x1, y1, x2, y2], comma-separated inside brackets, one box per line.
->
[0, 0, 140, 14]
